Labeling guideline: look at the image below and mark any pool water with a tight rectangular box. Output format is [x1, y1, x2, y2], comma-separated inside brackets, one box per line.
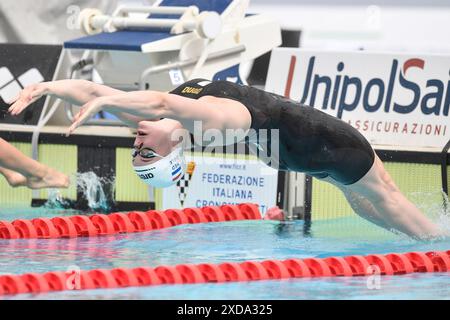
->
[0, 206, 449, 300]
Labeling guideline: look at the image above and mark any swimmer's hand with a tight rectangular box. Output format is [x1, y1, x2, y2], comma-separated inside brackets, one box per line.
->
[8, 80, 101, 116]
[67, 97, 107, 136]
[8, 83, 49, 116]
[67, 91, 167, 135]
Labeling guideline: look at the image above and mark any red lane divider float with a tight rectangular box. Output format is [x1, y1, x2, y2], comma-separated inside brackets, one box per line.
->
[0, 203, 261, 240]
[0, 250, 448, 296]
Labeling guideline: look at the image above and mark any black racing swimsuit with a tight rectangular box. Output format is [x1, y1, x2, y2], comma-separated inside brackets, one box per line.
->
[169, 78, 375, 185]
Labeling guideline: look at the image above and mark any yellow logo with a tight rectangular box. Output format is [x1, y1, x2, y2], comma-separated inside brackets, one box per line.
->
[181, 86, 203, 95]
[186, 161, 196, 175]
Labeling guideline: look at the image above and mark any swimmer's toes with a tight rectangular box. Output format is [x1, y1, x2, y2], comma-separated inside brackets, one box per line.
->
[61, 174, 70, 188]
[49, 171, 70, 189]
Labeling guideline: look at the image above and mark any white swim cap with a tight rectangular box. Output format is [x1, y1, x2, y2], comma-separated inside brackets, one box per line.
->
[133, 144, 186, 188]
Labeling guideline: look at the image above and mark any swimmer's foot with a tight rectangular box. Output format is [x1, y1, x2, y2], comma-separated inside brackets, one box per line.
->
[26, 167, 70, 189]
[1, 170, 27, 187]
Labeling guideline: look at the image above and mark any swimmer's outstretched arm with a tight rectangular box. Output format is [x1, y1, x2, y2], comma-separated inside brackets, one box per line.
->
[9, 80, 251, 135]
[67, 90, 251, 135]
[8, 80, 144, 128]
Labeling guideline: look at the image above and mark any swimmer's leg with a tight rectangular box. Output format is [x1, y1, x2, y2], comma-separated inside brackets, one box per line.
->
[342, 189, 391, 230]
[0, 138, 70, 189]
[321, 176, 391, 230]
[344, 154, 443, 239]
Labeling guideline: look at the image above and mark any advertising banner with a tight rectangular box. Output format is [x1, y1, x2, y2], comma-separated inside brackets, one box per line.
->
[0, 44, 62, 125]
[161, 153, 279, 216]
[266, 48, 450, 149]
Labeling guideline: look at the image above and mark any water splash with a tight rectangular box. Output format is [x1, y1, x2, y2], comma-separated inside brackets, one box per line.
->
[76, 171, 113, 212]
[43, 171, 114, 212]
[408, 190, 450, 237]
[435, 191, 450, 235]
[43, 189, 70, 209]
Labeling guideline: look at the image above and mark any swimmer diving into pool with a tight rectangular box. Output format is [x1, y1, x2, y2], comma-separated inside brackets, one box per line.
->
[8, 78, 446, 239]
[0, 138, 70, 189]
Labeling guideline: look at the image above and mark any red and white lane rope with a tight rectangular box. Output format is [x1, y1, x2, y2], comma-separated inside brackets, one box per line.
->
[0, 250, 449, 296]
[0, 203, 261, 239]
[1, 203, 448, 296]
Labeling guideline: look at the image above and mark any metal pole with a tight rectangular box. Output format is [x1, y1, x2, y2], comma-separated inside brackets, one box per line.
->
[117, 5, 198, 16]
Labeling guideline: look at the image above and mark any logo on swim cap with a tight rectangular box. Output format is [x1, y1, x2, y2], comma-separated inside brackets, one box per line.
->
[137, 172, 154, 180]
[133, 144, 186, 188]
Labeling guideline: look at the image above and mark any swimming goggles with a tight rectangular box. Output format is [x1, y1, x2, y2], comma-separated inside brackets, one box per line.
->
[131, 147, 164, 159]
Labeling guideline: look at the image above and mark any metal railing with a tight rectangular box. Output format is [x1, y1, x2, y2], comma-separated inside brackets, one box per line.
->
[139, 44, 246, 90]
